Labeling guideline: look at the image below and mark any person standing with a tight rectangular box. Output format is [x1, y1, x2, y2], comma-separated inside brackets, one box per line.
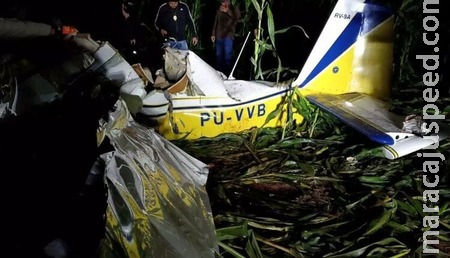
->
[154, 0, 198, 50]
[116, 0, 147, 63]
[211, 0, 241, 75]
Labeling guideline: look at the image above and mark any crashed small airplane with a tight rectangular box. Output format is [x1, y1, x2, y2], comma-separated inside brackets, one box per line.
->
[0, 0, 446, 257]
[1, 21, 218, 258]
[135, 0, 448, 160]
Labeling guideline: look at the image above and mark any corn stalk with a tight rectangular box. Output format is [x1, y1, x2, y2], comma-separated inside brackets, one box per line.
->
[247, 0, 308, 81]
[249, 0, 271, 80]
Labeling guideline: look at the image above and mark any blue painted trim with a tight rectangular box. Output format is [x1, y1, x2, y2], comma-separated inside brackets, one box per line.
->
[299, 1, 393, 88]
[360, 2, 393, 35]
[300, 13, 363, 87]
[307, 94, 395, 145]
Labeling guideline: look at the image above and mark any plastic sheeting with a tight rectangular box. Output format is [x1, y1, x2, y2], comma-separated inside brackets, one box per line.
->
[97, 99, 218, 258]
[1, 33, 218, 256]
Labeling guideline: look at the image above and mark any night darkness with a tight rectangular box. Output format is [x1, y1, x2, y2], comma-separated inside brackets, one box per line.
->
[2, 0, 450, 257]
[1, 0, 338, 80]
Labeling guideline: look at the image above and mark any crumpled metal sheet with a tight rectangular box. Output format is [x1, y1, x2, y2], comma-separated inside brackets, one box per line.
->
[163, 47, 188, 82]
[98, 99, 218, 258]
[401, 114, 430, 136]
[0, 103, 7, 118]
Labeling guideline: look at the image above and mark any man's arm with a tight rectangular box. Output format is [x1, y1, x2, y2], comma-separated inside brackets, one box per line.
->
[183, 3, 198, 37]
[234, 6, 242, 23]
[182, 3, 198, 46]
[0, 18, 53, 40]
[154, 4, 164, 31]
[211, 11, 218, 40]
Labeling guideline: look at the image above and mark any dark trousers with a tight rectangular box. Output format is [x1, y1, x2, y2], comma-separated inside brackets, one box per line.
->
[215, 37, 234, 75]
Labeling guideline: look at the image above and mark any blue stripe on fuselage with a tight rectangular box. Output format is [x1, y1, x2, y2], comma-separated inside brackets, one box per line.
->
[300, 1, 392, 88]
[300, 12, 363, 87]
[360, 1, 393, 35]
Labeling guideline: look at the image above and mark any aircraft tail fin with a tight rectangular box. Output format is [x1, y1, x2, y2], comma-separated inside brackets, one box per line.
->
[294, 0, 394, 99]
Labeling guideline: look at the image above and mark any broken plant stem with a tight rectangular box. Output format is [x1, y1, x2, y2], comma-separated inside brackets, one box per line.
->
[309, 108, 320, 138]
[255, 235, 297, 256]
[243, 139, 262, 164]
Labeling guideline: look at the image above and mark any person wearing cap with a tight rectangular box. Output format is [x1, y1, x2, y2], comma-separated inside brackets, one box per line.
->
[154, 0, 198, 50]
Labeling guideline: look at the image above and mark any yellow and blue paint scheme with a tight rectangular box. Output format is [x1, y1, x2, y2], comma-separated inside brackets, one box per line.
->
[144, 0, 395, 141]
[141, 0, 448, 159]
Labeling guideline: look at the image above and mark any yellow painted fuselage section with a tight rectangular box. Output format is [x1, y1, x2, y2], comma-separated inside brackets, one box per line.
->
[158, 93, 304, 140]
[298, 16, 393, 99]
[154, 15, 394, 141]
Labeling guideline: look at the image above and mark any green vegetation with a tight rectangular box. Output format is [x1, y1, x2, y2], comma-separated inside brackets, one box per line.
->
[176, 107, 449, 257]
[169, 0, 450, 257]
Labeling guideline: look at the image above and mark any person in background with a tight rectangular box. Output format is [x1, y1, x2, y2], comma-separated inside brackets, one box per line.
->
[154, 0, 198, 50]
[117, 0, 147, 64]
[116, 0, 162, 76]
[211, 0, 241, 75]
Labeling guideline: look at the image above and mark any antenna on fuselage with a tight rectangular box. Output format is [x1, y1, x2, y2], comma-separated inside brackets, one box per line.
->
[228, 31, 251, 80]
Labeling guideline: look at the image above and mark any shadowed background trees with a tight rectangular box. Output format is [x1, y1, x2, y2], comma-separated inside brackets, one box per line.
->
[2, 0, 447, 93]
[2, 0, 449, 257]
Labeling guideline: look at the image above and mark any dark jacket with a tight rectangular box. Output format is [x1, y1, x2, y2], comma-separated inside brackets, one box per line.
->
[118, 16, 146, 49]
[154, 1, 197, 41]
[211, 5, 241, 40]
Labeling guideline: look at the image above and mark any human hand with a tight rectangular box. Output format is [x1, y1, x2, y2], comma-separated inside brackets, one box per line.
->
[121, 3, 130, 19]
[192, 36, 198, 46]
[160, 29, 167, 36]
[211, 36, 215, 43]
[219, 5, 228, 12]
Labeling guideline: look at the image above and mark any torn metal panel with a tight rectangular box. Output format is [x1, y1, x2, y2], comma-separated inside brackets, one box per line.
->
[99, 100, 218, 258]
